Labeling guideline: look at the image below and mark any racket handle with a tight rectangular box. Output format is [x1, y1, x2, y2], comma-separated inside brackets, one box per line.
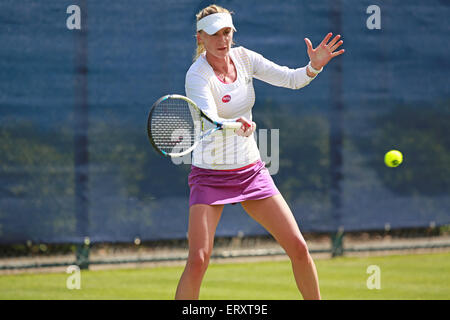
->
[222, 122, 243, 129]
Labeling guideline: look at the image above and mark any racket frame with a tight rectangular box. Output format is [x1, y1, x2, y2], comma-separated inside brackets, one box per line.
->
[147, 94, 242, 158]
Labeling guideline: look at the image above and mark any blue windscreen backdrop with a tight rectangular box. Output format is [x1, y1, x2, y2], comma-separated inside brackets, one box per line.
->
[0, 0, 449, 243]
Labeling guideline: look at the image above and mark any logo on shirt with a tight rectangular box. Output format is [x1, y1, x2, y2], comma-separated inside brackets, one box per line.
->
[222, 95, 231, 103]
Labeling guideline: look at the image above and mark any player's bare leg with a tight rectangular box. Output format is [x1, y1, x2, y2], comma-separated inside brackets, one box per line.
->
[175, 204, 223, 300]
[241, 194, 321, 300]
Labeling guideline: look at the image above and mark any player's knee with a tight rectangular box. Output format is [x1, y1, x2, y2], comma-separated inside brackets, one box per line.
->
[288, 238, 310, 262]
[187, 249, 211, 276]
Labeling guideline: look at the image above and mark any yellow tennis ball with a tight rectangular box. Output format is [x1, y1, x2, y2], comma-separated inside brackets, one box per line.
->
[385, 150, 403, 167]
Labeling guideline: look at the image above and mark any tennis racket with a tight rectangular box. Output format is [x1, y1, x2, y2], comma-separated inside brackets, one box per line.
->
[147, 94, 243, 158]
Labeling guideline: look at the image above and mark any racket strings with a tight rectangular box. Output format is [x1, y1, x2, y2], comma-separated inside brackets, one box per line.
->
[150, 99, 200, 154]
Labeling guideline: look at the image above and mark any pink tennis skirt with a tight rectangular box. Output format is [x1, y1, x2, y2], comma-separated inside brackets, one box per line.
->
[188, 159, 280, 207]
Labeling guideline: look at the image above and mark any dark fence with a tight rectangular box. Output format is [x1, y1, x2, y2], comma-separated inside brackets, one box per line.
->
[0, 0, 449, 245]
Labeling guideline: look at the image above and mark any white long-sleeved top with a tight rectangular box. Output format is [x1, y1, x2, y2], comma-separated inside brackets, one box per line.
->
[186, 46, 317, 170]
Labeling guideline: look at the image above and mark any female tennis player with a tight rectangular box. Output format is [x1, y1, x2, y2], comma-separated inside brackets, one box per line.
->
[175, 4, 344, 300]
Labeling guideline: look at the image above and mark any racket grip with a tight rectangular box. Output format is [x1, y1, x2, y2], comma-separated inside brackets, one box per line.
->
[223, 122, 243, 129]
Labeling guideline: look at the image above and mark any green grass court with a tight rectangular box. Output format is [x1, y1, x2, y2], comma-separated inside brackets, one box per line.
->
[1, 252, 449, 300]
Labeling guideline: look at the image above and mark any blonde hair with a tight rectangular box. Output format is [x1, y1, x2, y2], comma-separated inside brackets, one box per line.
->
[194, 4, 234, 61]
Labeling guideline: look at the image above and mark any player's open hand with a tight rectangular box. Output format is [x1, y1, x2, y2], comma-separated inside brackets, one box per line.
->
[304, 33, 345, 70]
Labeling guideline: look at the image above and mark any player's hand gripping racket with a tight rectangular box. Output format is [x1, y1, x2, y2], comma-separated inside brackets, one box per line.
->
[147, 94, 243, 158]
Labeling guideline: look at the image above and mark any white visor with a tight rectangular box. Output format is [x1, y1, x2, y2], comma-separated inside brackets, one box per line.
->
[196, 13, 236, 35]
